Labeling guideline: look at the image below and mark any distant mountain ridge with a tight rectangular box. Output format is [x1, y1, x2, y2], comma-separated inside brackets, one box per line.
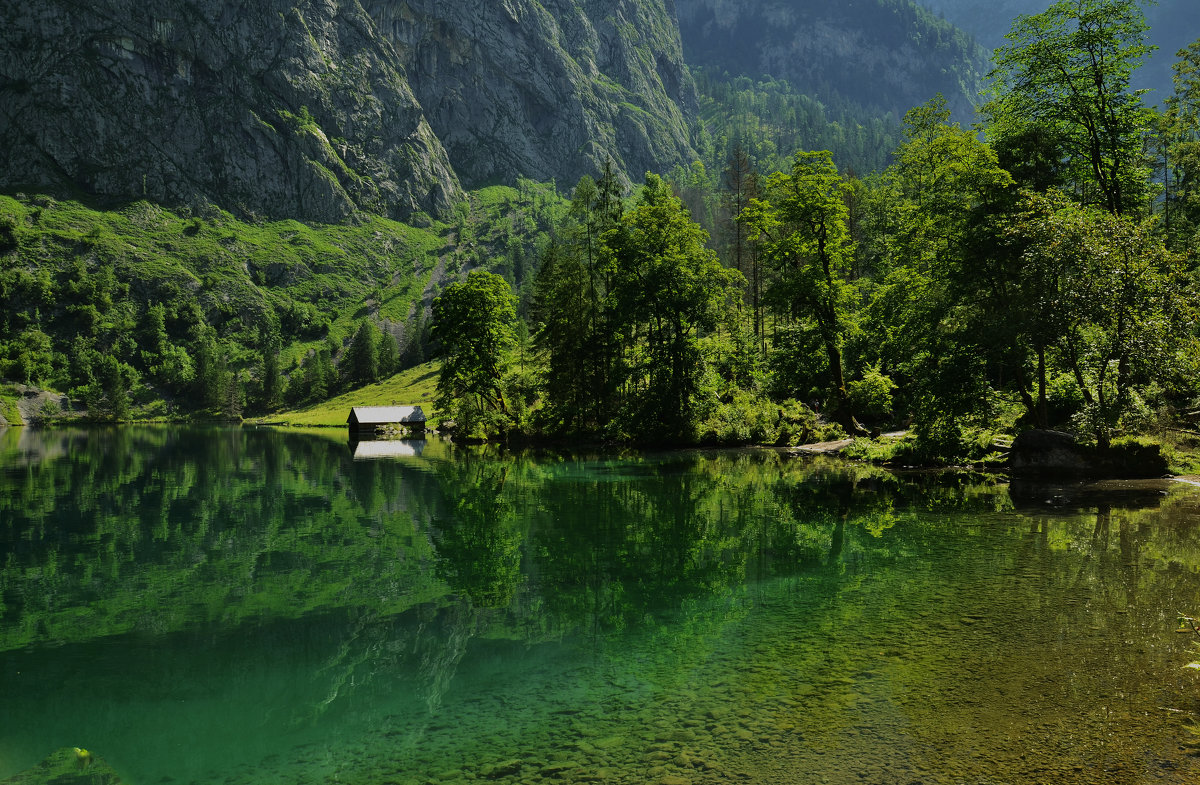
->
[675, 0, 990, 123]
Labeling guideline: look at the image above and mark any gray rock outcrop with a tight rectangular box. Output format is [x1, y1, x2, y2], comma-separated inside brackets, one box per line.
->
[366, 0, 701, 190]
[1010, 429, 1169, 479]
[0, 0, 462, 222]
[1010, 429, 1087, 477]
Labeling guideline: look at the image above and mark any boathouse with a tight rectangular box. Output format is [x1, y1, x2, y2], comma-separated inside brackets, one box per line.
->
[346, 405, 426, 436]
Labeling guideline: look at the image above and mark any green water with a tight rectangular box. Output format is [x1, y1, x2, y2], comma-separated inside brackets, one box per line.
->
[3, 427, 1200, 785]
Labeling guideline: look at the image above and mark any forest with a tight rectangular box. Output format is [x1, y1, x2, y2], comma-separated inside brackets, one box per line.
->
[1, 0, 1198, 463]
[436, 0, 1200, 457]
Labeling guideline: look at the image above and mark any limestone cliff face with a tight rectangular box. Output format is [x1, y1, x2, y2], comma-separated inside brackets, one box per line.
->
[0, 0, 701, 219]
[676, 0, 988, 122]
[0, 0, 462, 222]
[365, 0, 700, 189]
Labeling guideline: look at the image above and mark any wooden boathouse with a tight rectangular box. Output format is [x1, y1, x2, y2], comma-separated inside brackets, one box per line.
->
[346, 405, 426, 436]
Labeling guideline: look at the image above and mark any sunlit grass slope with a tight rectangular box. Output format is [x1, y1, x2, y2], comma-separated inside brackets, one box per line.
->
[260, 360, 441, 427]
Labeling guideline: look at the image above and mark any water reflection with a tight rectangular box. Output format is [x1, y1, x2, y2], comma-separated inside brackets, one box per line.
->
[1, 428, 1199, 784]
[350, 437, 426, 460]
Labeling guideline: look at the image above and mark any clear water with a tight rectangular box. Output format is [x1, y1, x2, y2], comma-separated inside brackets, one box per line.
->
[2, 426, 1200, 785]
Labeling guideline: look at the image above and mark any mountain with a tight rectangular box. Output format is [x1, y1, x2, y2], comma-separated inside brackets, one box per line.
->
[0, 0, 700, 222]
[0, 0, 462, 223]
[675, 0, 990, 123]
[366, 0, 701, 190]
[918, 0, 1200, 105]
[0, 0, 1004, 223]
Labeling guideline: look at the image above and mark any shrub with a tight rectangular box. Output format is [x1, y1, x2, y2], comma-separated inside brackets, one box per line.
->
[847, 364, 896, 421]
[0, 214, 17, 252]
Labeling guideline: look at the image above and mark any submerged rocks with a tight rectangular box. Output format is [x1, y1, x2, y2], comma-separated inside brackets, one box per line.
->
[0, 748, 124, 785]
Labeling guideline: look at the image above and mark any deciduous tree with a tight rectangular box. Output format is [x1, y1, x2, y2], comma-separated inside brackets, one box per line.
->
[432, 270, 518, 437]
[983, 0, 1155, 216]
[741, 151, 862, 432]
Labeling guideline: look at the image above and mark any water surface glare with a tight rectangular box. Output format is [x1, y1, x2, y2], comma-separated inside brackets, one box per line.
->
[3, 426, 1200, 785]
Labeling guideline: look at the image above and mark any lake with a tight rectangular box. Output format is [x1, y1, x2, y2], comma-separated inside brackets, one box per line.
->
[2, 426, 1200, 785]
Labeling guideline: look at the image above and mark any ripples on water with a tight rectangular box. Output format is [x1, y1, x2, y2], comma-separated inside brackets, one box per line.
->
[2, 426, 1200, 785]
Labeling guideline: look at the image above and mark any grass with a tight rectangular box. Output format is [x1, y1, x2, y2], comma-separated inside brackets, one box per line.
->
[257, 360, 442, 427]
[0, 194, 450, 369]
[841, 427, 1012, 468]
[0, 385, 20, 425]
[1154, 430, 1200, 476]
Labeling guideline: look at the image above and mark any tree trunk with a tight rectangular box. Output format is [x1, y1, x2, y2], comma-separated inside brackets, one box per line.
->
[1037, 345, 1049, 429]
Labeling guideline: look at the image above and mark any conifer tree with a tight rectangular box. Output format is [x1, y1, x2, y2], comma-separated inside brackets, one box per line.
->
[345, 320, 379, 387]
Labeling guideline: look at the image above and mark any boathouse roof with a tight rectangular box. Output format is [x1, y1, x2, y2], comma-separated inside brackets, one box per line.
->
[347, 405, 426, 426]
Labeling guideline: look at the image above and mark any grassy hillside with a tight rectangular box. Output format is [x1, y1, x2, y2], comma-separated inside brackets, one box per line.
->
[0, 181, 563, 420]
[260, 360, 442, 427]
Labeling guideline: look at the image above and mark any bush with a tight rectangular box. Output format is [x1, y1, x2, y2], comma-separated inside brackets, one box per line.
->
[909, 415, 968, 465]
[699, 394, 825, 446]
[1045, 372, 1085, 425]
[0, 214, 17, 252]
[700, 391, 781, 445]
[847, 364, 896, 421]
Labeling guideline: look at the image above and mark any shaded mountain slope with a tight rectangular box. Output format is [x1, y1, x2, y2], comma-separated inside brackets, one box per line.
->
[919, 0, 1200, 104]
[676, 0, 990, 123]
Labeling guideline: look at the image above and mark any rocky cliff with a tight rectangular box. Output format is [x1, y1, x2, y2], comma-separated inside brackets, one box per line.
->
[0, 0, 462, 223]
[365, 0, 700, 189]
[676, 0, 988, 122]
[0, 0, 701, 220]
[0, 0, 999, 222]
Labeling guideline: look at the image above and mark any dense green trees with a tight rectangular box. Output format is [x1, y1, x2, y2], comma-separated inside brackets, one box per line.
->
[607, 175, 743, 440]
[1164, 40, 1200, 248]
[531, 170, 624, 434]
[427, 3, 1199, 455]
[1001, 195, 1193, 445]
[2, 1, 1197, 451]
[525, 174, 743, 442]
[0, 182, 560, 422]
[741, 151, 861, 432]
[344, 321, 379, 388]
[432, 270, 519, 439]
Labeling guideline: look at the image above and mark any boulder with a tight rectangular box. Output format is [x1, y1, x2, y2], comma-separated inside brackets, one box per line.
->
[0, 748, 124, 785]
[1010, 430, 1169, 479]
[1010, 429, 1087, 477]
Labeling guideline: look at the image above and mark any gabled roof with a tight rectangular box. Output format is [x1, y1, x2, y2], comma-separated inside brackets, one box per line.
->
[347, 405, 426, 425]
